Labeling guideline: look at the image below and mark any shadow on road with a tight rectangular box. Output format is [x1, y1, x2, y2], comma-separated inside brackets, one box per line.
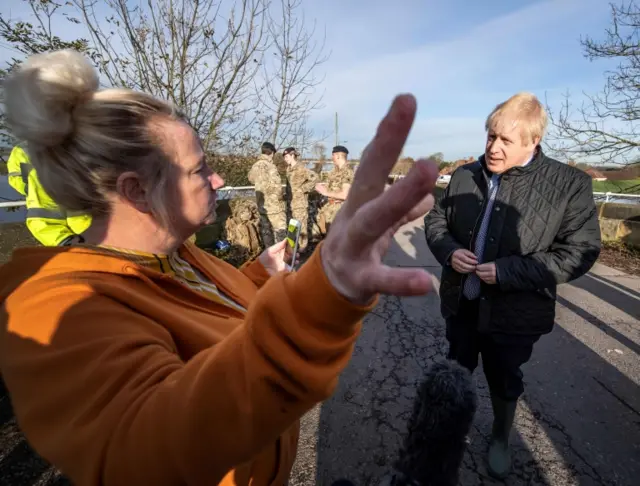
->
[568, 273, 640, 321]
[555, 295, 640, 357]
[524, 322, 640, 486]
[313, 221, 640, 486]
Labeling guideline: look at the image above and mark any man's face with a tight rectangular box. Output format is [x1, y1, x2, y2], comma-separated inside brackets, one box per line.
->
[332, 151, 346, 165]
[485, 120, 539, 174]
[168, 121, 225, 237]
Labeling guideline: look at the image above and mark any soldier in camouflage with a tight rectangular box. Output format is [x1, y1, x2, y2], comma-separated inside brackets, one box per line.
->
[283, 147, 318, 251]
[247, 142, 287, 247]
[315, 145, 354, 235]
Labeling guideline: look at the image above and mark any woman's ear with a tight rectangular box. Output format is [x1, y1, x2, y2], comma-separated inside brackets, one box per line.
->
[115, 171, 152, 213]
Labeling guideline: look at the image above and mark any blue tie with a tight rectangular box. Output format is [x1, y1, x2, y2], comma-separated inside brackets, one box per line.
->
[463, 175, 500, 300]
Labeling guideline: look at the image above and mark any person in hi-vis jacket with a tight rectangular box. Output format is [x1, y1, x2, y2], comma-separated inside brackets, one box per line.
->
[7, 145, 91, 246]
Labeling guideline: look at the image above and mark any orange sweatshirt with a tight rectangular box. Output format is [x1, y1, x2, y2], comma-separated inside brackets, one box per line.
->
[0, 242, 374, 485]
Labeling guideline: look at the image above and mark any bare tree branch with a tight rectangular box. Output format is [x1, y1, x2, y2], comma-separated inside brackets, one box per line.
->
[546, 1, 640, 165]
[256, 0, 328, 153]
[0, 0, 92, 146]
[1, 0, 331, 156]
[72, 0, 270, 152]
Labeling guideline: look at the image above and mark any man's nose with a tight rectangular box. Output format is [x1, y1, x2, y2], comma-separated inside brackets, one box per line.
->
[488, 140, 501, 153]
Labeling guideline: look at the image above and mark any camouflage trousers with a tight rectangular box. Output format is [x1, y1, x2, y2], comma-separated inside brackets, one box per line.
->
[259, 211, 287, 247]
[290, 203, 311, 251]
[316, 200, 343, 236]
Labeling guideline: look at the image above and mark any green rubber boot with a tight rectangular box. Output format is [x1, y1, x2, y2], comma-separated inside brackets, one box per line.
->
[487, 395, 517, 479]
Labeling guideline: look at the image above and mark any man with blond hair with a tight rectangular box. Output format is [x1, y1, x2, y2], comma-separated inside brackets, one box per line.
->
[425, 92, 601, 479]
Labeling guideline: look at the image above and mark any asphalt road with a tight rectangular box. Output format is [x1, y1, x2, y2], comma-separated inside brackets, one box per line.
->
[290, 219, 640, 486]
[1, 218, 638, 485]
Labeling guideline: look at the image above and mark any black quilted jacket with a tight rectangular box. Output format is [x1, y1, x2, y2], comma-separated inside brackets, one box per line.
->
[424, 149, 601, 336]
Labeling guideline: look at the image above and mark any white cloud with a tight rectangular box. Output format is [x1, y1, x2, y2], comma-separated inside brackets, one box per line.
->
[305, 0, 619, 160]
[1, 0, 622, 161]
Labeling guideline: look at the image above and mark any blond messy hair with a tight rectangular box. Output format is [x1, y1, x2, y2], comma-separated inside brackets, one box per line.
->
[485, 92, 548, 145]
[3, 49, 184, 228]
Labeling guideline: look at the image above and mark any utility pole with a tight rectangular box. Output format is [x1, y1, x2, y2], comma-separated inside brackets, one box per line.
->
[335, 112, 339, 147]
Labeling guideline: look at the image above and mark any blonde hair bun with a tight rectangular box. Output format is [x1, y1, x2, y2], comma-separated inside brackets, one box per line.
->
[4, 49, 99, 148]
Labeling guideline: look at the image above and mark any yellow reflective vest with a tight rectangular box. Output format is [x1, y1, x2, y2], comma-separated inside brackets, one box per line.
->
[7, 145, 30, 196]
[7, 146, 92, 246]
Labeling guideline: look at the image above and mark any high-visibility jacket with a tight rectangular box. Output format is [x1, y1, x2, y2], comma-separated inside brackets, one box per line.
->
[7, 145, 31, 197]
[7, 146, 92, 246]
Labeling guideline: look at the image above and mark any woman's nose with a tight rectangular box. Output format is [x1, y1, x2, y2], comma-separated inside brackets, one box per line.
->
[211, 173, 225, 189]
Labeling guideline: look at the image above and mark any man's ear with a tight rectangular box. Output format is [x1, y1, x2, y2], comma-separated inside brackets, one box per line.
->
[115, 171, 152, 213]
[532, 136, 541, 147]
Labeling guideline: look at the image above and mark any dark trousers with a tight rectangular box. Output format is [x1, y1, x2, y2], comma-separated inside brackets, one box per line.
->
[446, 298, 539, 401]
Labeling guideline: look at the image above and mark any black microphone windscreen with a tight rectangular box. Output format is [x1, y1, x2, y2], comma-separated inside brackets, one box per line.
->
[387, 359, 477, 486]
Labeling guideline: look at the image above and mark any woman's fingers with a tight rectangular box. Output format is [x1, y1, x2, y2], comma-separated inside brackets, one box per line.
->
[269, 239, 287, 253]
[343, 94, 417, 217]
[361, 265, 434, 297]
[347, 160, 439, 248]
[402, 192, 435, 224]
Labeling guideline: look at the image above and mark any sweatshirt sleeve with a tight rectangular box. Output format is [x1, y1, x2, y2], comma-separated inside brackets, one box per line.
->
[239, 257, 271, 288]
[0, 245, 375, 486]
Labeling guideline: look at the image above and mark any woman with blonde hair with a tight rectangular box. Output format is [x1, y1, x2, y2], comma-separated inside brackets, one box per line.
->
[0, 49, 438, 486]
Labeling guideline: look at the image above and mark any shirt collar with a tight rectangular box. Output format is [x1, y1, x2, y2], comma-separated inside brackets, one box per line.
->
[489, 151, 536, 180]
[522, 152, 535, 167]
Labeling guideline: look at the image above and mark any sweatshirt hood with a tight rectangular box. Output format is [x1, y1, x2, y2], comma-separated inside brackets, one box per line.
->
[0, 246, 135, 299]
[0, 244, 214, 302]
[0, 243, 259, 315]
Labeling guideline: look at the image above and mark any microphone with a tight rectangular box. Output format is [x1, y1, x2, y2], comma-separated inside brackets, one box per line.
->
[381, 358, 477, 486]
[331, 359, 477, 486]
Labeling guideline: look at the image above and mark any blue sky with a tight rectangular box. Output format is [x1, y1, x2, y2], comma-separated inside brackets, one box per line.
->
[302, 0, 618, 160]
[1, 0, 618, 160]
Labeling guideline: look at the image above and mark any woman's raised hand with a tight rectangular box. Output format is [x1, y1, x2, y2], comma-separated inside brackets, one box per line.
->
[320, 94, 439, 305]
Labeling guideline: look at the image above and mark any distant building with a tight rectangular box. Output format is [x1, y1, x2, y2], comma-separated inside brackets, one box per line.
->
[439, 156, 476, 175]
[584, 168, 607, 181]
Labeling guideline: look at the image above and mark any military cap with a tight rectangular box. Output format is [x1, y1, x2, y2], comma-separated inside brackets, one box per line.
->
[332, 145, 349, 155]
[283, 146, 297, 156]
[261, 141, 277, 152]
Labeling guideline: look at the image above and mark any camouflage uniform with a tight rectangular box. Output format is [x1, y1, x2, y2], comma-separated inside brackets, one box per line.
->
[286, 164, 318, 251]
[317, 164, 354, 235]
[248, 154, 287, 247]
[225, 198, 262, 256]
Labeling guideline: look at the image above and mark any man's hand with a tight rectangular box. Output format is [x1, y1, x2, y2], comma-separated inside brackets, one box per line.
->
[476, 262, 497, 284]
[451, 249, 477, 274]
[315, 183, 327, 196]
[320, 94, 439, 305]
